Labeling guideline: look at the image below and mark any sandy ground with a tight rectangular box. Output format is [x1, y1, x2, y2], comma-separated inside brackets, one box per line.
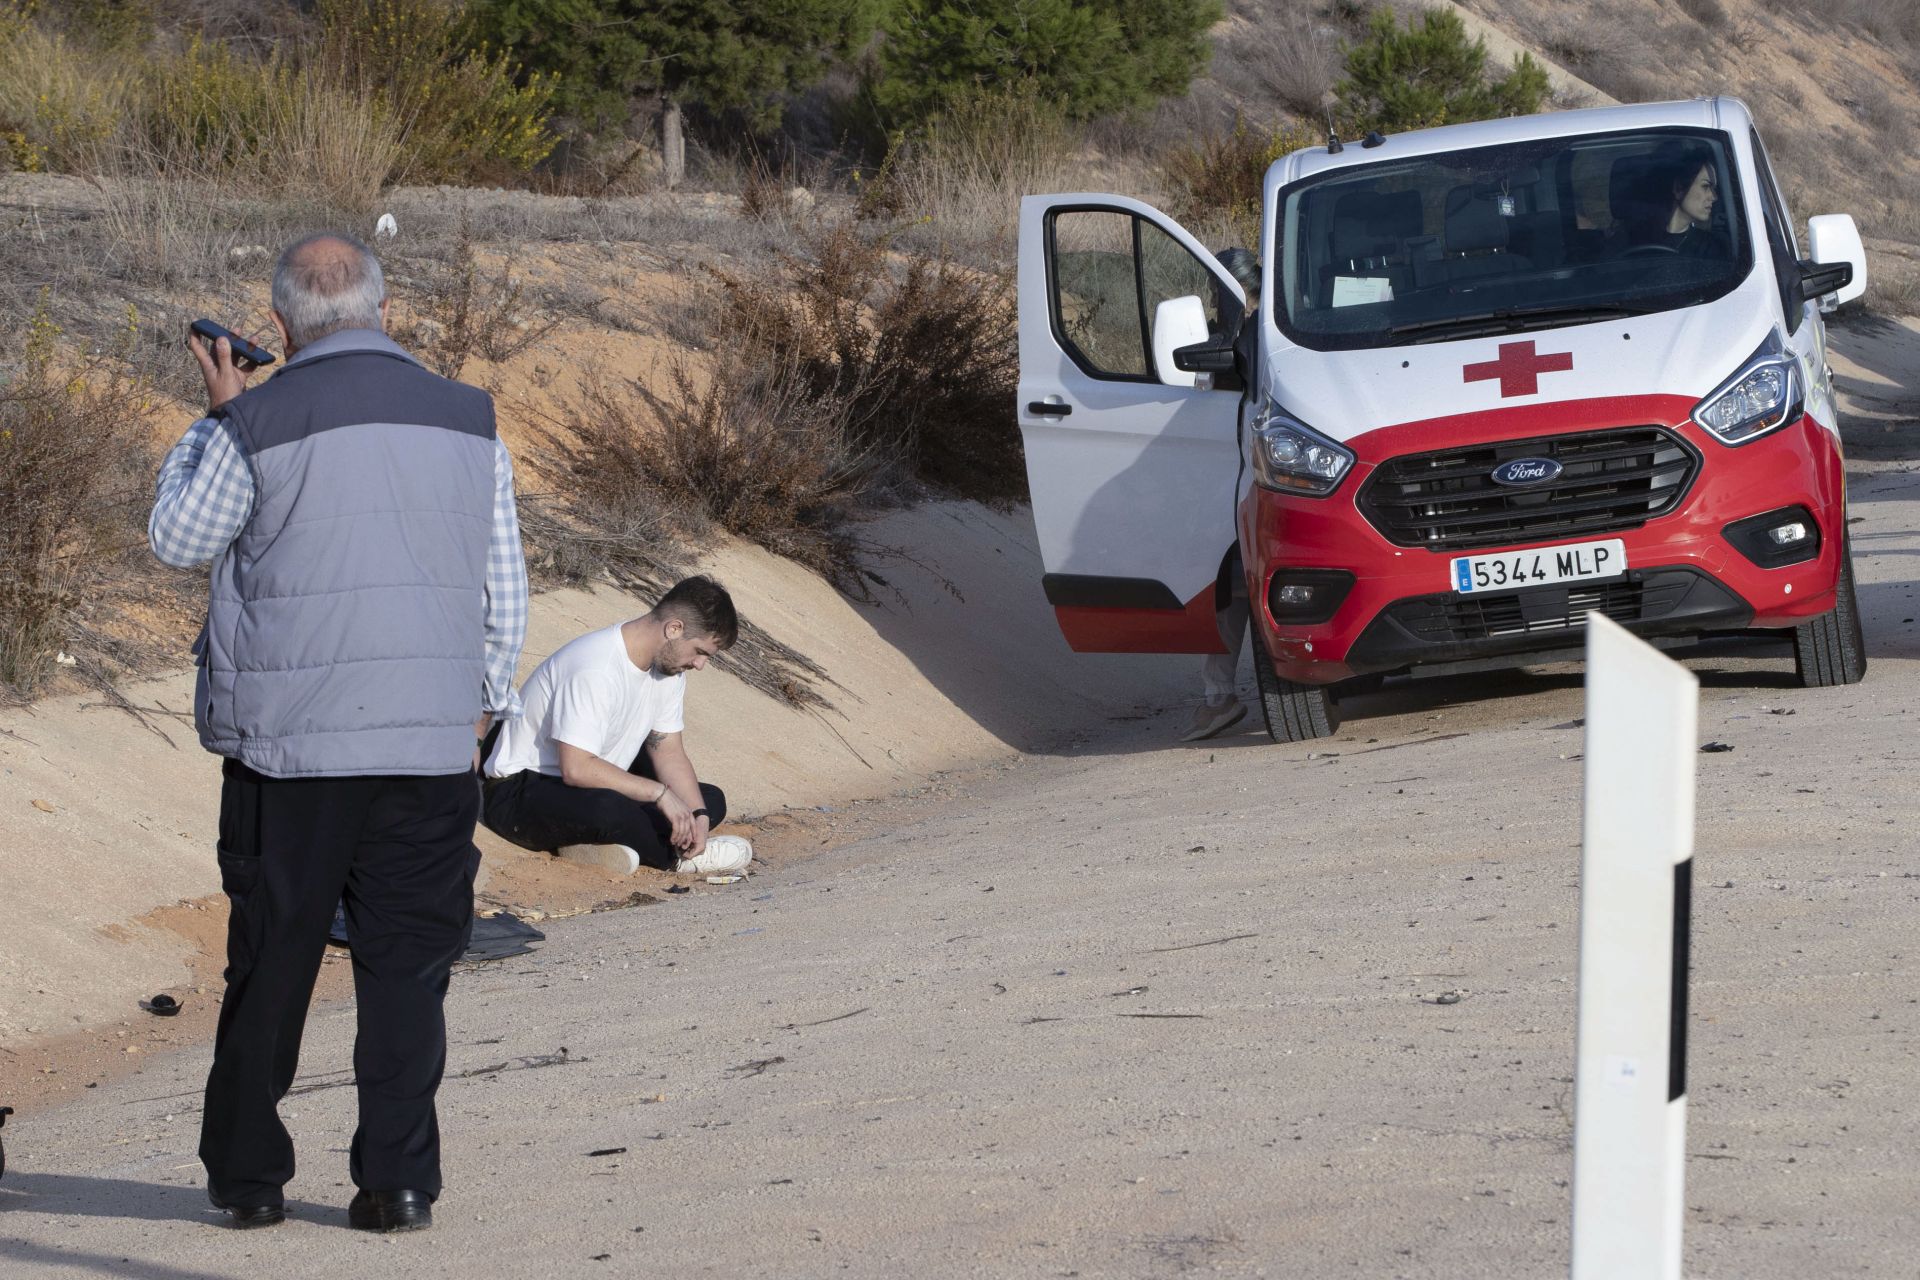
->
[0, 315, 1916, 1275]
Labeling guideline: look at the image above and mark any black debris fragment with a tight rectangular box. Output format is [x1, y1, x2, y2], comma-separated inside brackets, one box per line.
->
[1700, 742, 1735, 753]
[0, 1105, 11, 1180]
[727, 1055, 787, 1078]
[666, 884, 691, 895]
[140, 994, 181, 1017]
[588, 1147, 627, 1158]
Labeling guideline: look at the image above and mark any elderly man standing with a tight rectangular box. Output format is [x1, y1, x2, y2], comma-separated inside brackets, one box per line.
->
[150, 233, 527, 1233]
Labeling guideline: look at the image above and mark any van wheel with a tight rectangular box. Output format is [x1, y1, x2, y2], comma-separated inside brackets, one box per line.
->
[1793, 539, 1867, 687]
[1249, 626, 1340, 742]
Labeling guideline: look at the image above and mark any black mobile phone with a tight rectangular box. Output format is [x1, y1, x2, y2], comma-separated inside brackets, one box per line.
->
[189, 319, 276, 367]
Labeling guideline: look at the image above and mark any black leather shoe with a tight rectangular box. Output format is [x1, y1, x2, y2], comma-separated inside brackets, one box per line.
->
[207, 1188, 286, 1229]
[348, 1188, 433, 1233]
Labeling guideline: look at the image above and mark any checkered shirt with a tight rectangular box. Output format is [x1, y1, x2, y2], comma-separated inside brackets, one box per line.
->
[150, 417, 528, 718]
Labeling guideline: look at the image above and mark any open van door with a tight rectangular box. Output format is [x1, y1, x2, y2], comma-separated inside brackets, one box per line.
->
[1018, 194, 1247, 653]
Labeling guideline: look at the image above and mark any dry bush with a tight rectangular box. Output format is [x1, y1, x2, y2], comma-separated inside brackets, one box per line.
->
[0, 303, 154, 694]
[711, 221, 1025, 502]
[515, 367, 859, 709]
[1674, 0, 1730, 28]
[1162, 118, 1319, 246]
[1229, 3, 1352, 119]
[389, 217, 574, 379]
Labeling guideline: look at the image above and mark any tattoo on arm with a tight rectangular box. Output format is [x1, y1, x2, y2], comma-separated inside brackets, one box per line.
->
[646, 731, 665, 748]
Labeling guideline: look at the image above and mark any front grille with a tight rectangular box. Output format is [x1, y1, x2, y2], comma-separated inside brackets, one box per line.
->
[1358, 427, 1698, 551]
[1385, 575, 1698, 644]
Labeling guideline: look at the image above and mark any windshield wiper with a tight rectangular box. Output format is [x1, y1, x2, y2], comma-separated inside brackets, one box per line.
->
[1388, 303, 1648, 344]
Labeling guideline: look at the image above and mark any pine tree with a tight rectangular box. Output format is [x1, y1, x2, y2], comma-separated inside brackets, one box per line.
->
[870, 0, 1220, 135]
[1335, 9, 1549, 135]
[468, 0, 882, 184]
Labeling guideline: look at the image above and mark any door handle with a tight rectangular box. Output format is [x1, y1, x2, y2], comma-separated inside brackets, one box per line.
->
[1028, 401, 1072, 417]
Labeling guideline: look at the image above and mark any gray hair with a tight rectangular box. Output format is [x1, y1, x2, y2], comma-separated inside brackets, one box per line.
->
[271, 233, 386, 348]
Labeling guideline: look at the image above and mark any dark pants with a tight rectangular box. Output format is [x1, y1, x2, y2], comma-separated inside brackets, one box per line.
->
[482, 753, 726, 870]
[199, 758, 480, 1208]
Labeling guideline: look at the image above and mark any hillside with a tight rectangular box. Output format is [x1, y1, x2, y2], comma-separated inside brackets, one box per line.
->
[1166, 0, 1920, 303]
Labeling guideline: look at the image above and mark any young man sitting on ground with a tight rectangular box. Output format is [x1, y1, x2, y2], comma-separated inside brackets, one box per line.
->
[481, 576, 751, 877]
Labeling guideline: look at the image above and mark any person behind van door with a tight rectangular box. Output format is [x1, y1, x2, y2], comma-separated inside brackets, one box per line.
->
[1625, 142, 1730, 259]
[150, 233, 529, 1233]
[480, 576, 753, 877]
[1182, 248, 1260, 743]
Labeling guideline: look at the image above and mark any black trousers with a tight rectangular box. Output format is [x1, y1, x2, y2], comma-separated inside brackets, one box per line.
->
[482, 753, 726, 870]
[199, 759, 479, 1208]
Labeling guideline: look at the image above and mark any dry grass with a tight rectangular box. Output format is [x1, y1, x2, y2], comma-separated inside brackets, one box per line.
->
[865, 87, 1087, 251]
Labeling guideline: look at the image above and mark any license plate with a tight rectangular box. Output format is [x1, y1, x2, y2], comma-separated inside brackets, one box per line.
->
[1450, 538, 1627, 594]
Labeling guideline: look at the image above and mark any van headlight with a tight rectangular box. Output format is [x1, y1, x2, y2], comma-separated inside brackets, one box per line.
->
[1250, 401, 1353, 496]
[1693, 330, 1803, 446]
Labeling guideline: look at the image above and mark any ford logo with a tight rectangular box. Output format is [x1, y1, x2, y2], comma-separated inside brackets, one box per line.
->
[1490, 457, 1563, 487]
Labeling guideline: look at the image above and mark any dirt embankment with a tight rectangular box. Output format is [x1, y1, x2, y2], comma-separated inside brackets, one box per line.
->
[0, 496, 1203, 1103]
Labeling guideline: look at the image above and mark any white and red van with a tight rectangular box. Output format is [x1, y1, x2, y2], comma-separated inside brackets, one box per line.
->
[1017, 98, 1870, 741]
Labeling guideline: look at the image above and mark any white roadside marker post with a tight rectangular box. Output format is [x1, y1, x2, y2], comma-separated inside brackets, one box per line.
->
[1571, 614, 1698, 1280]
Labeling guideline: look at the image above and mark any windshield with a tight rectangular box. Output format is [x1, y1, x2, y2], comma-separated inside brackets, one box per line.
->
[1275, 127, 1752, 350]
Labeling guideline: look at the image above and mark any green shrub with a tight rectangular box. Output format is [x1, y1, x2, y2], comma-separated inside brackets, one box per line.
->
[1336, 8, 1549, 135]
[314, 0, 556, 184]
[869, 0, 1220, 136]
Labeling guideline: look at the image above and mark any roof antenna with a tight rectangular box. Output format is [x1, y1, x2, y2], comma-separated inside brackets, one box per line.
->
[1321, 94, 1343, 153]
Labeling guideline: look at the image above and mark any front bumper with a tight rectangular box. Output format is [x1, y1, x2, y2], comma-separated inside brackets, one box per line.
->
[1240, 404, 1847, 686]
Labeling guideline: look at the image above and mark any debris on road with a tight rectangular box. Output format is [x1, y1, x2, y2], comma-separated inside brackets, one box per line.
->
[727, 1055, 786, 1077]
[1700, 742, 1735, 753]
[139, 994, 180, 1017]
[1150, 932, 1258, 954]
[778, 1007, 867, 1031]
[30, 799, 54, 813]
[0, 1105, 11, 1179]
[588, 1147, 627, 1158]
[1110, 986, 1149, 997]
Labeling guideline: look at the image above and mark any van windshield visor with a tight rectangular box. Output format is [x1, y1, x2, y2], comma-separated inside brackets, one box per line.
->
[1275, 128, 1752, 350]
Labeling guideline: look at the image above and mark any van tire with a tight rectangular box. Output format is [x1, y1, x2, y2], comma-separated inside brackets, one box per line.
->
[1793, 539, 1867, 687]
[1249, 626, 1340, 742]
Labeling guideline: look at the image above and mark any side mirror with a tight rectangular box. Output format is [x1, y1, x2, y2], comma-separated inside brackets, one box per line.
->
[1173, 340, 1237, 374]
[1798, 259, 1852, 304]
[1152, 294, 1211, 386]
[1806, 214, 1867, 309]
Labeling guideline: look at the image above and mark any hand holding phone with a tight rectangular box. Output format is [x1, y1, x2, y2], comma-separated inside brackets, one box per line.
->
[187, 319, 275, 411]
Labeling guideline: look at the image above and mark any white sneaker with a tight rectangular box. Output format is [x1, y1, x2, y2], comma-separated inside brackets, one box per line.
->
[554, 843, 641, 875]
[675, 834, 753, 875]
[1180, 698, 1246, 742]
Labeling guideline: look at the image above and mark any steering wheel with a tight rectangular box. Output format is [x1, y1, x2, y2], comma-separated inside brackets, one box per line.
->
[1620, 243, 1679, 258]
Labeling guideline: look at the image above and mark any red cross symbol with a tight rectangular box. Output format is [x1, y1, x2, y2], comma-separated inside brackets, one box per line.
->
[1462, 340, 1575, 398]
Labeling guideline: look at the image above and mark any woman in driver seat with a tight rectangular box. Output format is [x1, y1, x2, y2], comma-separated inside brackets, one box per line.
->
[1625, 142, 1731, 259]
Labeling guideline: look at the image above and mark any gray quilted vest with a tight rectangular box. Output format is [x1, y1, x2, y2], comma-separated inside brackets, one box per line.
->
[195, 330, 496, 778]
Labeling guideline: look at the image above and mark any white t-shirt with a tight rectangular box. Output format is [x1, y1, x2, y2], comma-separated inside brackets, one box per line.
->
[486, 623, 686, 779]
